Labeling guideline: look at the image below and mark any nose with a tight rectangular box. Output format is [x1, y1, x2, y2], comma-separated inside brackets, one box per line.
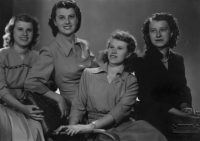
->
[65, 18, 70, 24]
[156, 31, 161, 38]
[111, 48, 117, 54]
[22, 30, 27, 36]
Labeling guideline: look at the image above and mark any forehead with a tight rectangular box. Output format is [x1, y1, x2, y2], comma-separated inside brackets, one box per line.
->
[110, 38, 128, 47]
[15, 21, 33, 28]
[149, 20, 169, 28]
[56, 8, 76, 16]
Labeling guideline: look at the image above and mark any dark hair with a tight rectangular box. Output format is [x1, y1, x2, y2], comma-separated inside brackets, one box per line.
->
[142, 12, 180, 49]
[3, 14, 39, 49]
[48, 0, 81, 37]
[99, 29, 138, 72]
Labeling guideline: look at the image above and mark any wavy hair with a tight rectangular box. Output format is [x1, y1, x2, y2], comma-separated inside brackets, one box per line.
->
[99, 29, 138, 72]
[3, 14, 40, 49]
[48, 0, 81, 37]
[142, 13, 180, 49]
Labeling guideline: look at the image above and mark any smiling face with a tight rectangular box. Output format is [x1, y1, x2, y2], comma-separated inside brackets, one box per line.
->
[13, 21, 33, 48]
[107, 39, 129, 66]
[54, 8, 78, 37]
[149, 20, 172, 48]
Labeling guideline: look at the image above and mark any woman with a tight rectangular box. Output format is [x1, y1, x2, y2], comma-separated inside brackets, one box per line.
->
[0, 14, 45, 141]
[132, 13, 198, 136]
[24, 0, 98, 117]
[56, 29, 167, 141]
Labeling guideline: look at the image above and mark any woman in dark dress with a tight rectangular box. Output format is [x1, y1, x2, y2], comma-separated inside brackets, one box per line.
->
[132, 12, 199, 136]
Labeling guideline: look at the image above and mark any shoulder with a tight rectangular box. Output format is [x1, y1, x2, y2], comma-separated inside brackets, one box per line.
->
[77, 38, 90, 49]
[0, 47, 12, 60]
[30, 49, 39, 57]
[170, 50, 184, 61]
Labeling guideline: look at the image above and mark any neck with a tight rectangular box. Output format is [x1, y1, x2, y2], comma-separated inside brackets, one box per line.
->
[108, 63, 124, 75]
[61, 32, 75, 43]
[13, 44, 28, 55]
[157, 47, 169, 59]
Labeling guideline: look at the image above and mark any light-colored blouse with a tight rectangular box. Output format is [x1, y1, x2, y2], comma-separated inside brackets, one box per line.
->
[24, 33, 98, 101]
[0, 47, 38, 101]
[70, 63, 138, 125]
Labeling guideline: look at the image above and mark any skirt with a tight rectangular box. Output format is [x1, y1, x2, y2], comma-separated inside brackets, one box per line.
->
[0, 104, 45, 141]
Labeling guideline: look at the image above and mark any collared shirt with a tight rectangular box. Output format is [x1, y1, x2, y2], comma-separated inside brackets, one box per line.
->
[25, 33, 98, 101]
[70, 63, 138, 125]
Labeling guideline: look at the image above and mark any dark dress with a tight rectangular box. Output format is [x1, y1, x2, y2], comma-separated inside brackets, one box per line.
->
[132, 46, 192, 135]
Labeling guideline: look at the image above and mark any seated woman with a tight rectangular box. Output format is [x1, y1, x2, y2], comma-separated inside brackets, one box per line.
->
[24, 0, 98, 118]
[56, 29, 167, 141]
[132, 13, 199, 137]
[0, 14, 45, 141]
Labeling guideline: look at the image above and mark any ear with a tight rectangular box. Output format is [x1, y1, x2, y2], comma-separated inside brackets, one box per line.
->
[53, 19, 57, 27]
[171, 32, 173, 37]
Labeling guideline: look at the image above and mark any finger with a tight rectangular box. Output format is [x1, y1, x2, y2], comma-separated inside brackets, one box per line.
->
[31, 105, 40, 110]
[32, 110, 44, 114]
[31, 114, 44, 119]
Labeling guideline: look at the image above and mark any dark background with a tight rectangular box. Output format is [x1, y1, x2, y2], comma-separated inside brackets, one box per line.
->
[0, 0, 199, 111]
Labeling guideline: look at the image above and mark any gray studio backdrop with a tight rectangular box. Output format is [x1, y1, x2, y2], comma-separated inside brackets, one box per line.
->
[1, 0, 200, 110]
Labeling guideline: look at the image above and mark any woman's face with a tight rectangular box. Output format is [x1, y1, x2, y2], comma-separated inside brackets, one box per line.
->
[13, 21, 33, 48]
[54, 8, 78, 37]
[108, 39, 129, 66]
[149, 20, 171, 48]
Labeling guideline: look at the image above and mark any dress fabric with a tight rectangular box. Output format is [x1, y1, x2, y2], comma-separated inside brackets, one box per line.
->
[24, 33, 98, 102]
[0, 47, 45, 141]
[70, 63, 168, 141]
[132, 46, 192, 135]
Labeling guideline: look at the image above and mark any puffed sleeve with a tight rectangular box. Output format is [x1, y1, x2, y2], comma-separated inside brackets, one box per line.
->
[109, 74, 138, 125]
[24, 46, 54, 94]
[69, 68, 88, 122]
[0, 53, 9, 100]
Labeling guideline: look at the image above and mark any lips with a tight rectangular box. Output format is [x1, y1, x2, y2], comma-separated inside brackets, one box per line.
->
[20, 37, 28, 41]
[110, 55, 117, 58]
[155, 39, 163, 42]
[63, 25, 71, 29]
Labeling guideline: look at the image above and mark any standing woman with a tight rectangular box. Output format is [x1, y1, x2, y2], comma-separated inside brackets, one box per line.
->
[0, 14, 45, 141]
[56, 29, 167, 141]
[133, 13, 198, 136]
[24, 0, 98, 118]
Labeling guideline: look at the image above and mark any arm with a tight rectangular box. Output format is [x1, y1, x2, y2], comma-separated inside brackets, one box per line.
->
[24, 46, 68, 117]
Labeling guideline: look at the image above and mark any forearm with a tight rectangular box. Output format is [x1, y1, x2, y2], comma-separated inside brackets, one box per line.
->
[90, 114, 115, 129]
[44, 90, 63, 102]
[1, 94, 24, 111]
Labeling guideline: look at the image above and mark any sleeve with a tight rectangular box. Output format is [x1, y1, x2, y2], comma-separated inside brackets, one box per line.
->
[69, 68, 88, 122]
[0, 54, 9, 100]
[85, 40, 99, 68]
[109, 75, 138, 125]
[178, 56, 192, 108]
[24, 46, 54, 94]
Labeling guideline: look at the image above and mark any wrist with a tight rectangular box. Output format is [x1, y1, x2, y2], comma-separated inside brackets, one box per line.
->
[90, 121, 96, 129]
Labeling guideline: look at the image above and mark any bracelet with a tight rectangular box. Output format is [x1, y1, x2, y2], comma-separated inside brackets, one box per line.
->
[91, 121, 96, 129]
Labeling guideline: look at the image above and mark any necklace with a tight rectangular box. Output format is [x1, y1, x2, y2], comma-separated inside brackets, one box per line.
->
[161, 57, 169, 63]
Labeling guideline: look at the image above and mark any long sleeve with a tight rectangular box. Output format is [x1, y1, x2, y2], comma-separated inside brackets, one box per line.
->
[0, 53, 9, 100]
[109, 75, 138, 125]
[24, 46, 54, 94]
[69, 69, 88, 122]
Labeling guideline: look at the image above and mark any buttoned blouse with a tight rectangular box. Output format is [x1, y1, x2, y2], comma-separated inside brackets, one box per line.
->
[70, 63, 138, 125]
[0, 47, 38, 101]
[24, 33, 98, 101]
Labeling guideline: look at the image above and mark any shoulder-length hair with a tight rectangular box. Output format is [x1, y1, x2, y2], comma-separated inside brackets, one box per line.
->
[99, 29, 138, 72]
[48, 0, 81, 37]
[3, 13, 40, 49]
[142, 12, 180, 49]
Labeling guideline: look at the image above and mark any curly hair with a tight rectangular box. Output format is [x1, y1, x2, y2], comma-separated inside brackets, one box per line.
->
[48, 0, 81, 37]
[99, 29, 138, 72]
[3, 14, 40, 49]
[142, 13, 180, 49]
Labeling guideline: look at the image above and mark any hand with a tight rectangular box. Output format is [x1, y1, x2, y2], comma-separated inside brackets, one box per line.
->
[181, 107, 200, 117]
[57, 95, 70, 118]
[21, 105, 44, 120]
[55, 124, 94, 136]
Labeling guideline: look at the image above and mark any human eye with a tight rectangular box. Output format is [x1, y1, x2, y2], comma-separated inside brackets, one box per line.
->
[27, 28, 33, 33]
[69, 15, 75, 19]
[58, 16, 65, 20]
[17, 27, 23, 31]
[150, 29, 156, 33]
[160, 28, 167, 32]
[109, 45, 114, 49]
